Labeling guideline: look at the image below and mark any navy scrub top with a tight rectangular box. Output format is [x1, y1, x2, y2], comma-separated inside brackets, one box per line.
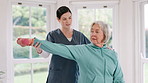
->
[46, 29, 90, 83]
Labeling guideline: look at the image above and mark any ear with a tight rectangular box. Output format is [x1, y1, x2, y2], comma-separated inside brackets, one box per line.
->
[102, 34, 106, 43]
[57, 17, 60, 22]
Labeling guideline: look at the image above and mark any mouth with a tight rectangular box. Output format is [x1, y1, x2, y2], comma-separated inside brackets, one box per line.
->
[91, 37, 97, 40]
[66, 24, 71, 26]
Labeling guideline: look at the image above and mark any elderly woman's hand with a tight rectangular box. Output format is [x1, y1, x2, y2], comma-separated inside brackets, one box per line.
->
[17, 38, 34, 47]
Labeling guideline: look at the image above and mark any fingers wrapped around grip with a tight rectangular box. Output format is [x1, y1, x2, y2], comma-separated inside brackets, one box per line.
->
[17, 38, 34, 47]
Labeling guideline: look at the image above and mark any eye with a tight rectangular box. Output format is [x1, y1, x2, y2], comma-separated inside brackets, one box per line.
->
[62, 18, 67, 20]
[69, 17, 72, 19]
[96, 31, 99, 33]
[91, 30, 94, 33]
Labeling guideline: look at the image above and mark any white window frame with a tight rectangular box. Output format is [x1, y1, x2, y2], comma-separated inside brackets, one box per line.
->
[7, 0, 56, 83]
[70, 0, 119, 52]
[134, 0, 148, 83]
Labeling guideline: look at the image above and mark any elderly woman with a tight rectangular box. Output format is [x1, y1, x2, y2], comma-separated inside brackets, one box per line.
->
[17, 21, 124, 83]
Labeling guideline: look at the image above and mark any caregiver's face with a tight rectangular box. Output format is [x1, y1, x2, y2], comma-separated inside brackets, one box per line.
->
[57, 12, 72, 29]
[90, 24, 105, 45]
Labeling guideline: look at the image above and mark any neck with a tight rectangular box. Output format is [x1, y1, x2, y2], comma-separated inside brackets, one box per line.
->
[60, 28, 73, 38]
[94, 43, 104, 47]
[60, 28, 73, 33]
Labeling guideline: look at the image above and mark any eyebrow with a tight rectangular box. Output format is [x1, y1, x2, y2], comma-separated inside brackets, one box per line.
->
[62, 15, 71, 18]
[91, 28, 100, 30]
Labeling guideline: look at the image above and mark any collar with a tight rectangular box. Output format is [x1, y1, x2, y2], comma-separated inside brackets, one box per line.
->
[89, 43, 107, 49]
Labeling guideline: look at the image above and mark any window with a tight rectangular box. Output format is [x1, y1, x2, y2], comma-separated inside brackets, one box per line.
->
[11, 2, 55, 83]
[71, 1, 119, 48]
[12, 5, 47, 59]
[143, 3, 148, 83]
[135, 1, 148, 83]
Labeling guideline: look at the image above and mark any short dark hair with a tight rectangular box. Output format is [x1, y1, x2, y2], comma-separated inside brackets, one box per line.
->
[56, 6, 72, 19]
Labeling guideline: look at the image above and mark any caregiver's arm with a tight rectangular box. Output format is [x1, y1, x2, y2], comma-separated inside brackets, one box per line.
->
[38, 49, 50, 58]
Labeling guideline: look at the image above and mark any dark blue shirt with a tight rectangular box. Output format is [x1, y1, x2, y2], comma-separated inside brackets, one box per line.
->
[46, 29, 90, 83]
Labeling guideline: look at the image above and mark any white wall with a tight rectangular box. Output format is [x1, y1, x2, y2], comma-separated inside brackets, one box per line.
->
[0, 0, 9, 83]
[118, 0, 135, 83]
[0, 0, 136, 83]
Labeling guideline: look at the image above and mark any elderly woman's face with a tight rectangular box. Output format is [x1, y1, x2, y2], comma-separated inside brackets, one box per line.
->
[90, 24, 104, 45]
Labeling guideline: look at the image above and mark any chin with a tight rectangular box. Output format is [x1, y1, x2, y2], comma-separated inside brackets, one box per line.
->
[65, 26, 71, 29]
[91, 41, 97, 44]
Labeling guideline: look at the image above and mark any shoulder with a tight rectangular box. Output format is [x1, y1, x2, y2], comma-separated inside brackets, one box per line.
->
[104, 47, 118, 58]
[46, 29, 60, 41]
[73, 29, 83, 35]
[105, 48, 117, 55]
[73, 29, 87, 37]
[47, 29, 60, 36]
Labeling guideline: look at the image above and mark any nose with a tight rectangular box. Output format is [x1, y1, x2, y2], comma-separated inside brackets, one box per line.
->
[91, 32, 96, 36]
[66, 19, 70, 22]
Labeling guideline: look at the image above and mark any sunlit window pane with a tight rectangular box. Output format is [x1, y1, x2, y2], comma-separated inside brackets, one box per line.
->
[78, 9, 95, 39]
[33, 63, 48, 83]
[14, 64, 31, 83]
[144, 3, 148, 83]
[96, 9, 113, 26]
[31, 7, 47, 39]
[12, 5, 29, 26]
[12, 5, 30, 59]
[30, 7, 47, 58]
[144, 63, 148, 83]
[144, 4, 148, 58]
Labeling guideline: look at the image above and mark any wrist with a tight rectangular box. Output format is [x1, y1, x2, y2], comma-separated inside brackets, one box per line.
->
[29, 39, 34, 46]
[37, 49, 43, 54]
[39, 50, 42, 54]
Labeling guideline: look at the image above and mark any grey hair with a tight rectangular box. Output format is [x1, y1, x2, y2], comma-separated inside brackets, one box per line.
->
[91, 21, 111, 44]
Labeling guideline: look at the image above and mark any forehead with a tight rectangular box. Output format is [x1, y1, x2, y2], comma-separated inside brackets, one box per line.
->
[61, 12, 72, 18]
[91, 24, 101, 30]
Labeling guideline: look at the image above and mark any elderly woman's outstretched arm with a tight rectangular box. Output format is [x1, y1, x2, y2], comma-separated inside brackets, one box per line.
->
[17, 38, 81, 61]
